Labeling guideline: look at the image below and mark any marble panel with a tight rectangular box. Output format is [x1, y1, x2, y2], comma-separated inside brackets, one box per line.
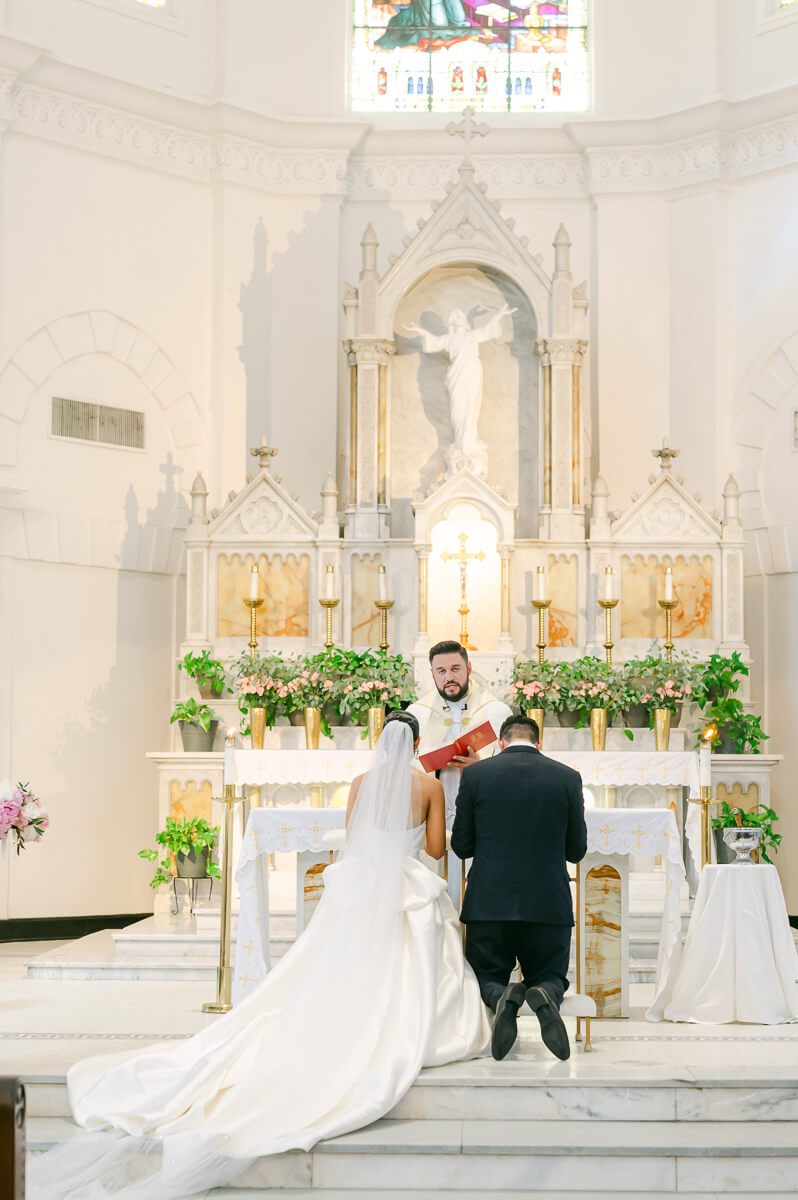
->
[584, 864, 622, 1018]
[676, 1157, 798, 1192]
[217, 552, 309, 638]
[547, 554, 578, 647]
[236, 1151, 313, 1188]
[676, 1087, 798, 1121]
[313, 1152, 676, 1192]
[620, 553, 713, 639]
[169, 778, 213, 823]
[350, 552, 383, 647]
[390, 1084, 677, 1122]
[303, 858, 333, 926]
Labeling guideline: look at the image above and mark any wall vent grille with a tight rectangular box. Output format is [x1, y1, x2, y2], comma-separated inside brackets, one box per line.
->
[52, 397, 145, 449]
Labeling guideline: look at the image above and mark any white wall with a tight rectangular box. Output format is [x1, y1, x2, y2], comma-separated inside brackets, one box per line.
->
[2, 1, 798, 915]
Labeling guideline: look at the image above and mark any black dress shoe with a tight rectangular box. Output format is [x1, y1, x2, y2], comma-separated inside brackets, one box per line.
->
[525, 986, 570, 1061]
[490, 982, 527, 1061]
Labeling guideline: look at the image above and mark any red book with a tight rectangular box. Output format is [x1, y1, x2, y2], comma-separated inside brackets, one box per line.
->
[418, 721, 497, 773]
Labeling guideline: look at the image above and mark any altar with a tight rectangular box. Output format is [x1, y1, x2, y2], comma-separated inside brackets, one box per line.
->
[232, 803, 687, 1019]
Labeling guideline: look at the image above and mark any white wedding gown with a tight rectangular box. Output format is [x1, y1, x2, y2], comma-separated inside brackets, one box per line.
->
[32, 725, 490, 1199]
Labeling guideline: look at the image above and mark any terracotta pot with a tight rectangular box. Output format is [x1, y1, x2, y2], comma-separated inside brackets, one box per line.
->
[179, 720, 218, 752]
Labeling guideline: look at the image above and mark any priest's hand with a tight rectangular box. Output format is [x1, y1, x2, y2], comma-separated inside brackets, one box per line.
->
[451, 746, 480, 769]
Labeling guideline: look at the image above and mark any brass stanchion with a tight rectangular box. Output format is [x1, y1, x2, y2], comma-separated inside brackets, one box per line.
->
[203, 731, 243, 1014]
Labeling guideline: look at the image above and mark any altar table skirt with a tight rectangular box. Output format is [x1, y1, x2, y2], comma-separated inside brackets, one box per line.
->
[663, 864, 798, 1025]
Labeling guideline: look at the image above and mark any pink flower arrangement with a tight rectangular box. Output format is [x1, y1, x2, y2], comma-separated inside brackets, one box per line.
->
[0, 780, 48, 854]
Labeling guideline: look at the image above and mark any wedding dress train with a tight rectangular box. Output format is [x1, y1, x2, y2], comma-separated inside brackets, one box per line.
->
[31, 724, 490, 1198]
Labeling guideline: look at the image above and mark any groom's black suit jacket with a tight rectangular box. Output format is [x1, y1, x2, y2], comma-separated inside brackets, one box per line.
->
[451, 744, 587, 926]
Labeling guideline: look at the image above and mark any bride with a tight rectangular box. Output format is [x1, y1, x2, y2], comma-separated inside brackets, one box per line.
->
[32, 710, 490, 1198]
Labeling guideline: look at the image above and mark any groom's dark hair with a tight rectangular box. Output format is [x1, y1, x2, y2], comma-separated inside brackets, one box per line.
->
[428, 640, 468, 664]
[500, 714, 539, 743]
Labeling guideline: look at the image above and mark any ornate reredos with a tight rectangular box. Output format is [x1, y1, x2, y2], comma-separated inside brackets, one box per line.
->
[208, 471, 318, 544]
[611, 472, 722, 546]
[377, 161, 553, 332]
[412, 465, 517, 546]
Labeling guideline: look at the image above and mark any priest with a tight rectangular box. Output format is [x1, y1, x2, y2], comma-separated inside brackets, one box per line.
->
[408, 640, 512, 902]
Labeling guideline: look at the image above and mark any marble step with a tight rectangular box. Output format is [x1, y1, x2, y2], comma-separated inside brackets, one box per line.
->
[25, 1117, 798, 1193]
[23, 1066, 798, 1124]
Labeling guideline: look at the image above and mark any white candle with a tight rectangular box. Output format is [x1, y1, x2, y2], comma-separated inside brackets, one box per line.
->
[599, 565, 615, 602]
[323, 564, 337, 601]
[224, 728, 236, 786]
[533, 565, 547, 603]
[664, 566, 673, 602]
[249, 565, 260, 600]
[699, 743, 711, 788]
[378, 564, 392, 604]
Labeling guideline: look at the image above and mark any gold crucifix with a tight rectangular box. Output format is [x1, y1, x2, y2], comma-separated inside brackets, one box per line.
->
[442, 532, 485, 651]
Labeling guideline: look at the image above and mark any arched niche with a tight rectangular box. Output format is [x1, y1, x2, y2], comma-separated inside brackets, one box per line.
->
[389, 263, 538, 538]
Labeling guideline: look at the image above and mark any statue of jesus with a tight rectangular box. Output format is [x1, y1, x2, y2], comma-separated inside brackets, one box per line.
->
[405, 304, 516, 475]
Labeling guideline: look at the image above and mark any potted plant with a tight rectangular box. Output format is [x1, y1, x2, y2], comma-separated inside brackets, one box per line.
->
[0, 779, 49, 854]
[508, 660, 562, 742]
[699, 698, 769, 754]
[178, 649, 231, 699]
[558, 657, 616, 749]
[712, 800, 781, 865]
[338, 650, 418, 743]
[138, 816, 222, 887]
[639, 654, 696, 750]
[171, 698, 219, 752]
[232, 652, 289, 748]
[694, 651, 748, 709]
[615, 659, 649, 728]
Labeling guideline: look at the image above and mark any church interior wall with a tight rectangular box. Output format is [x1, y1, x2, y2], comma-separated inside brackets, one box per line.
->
[2, 5, 798, 915]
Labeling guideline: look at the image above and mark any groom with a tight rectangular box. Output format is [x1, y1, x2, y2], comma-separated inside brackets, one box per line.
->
[451, 713, 587, 1061]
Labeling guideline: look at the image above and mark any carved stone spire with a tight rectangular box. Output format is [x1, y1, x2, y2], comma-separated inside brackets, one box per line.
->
[190, 472, 208, 524]
[250, 436, 278, 472]
[652, 438, 679, 471]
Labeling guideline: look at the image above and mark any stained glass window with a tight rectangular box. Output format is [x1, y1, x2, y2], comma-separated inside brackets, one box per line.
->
[351, 1, 588, 113]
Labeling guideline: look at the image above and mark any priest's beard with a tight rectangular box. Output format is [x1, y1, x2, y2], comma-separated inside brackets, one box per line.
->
[436, 679, 469, 705]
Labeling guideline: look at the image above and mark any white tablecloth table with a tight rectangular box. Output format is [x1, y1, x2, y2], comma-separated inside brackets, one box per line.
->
[232, 806, 688, 1014]
[661, 864, 798, 1024]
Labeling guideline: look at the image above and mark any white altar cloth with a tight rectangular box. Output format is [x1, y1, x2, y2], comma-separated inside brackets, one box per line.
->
[662, 864, 798, 1025]
[233, 806, 688, 1015]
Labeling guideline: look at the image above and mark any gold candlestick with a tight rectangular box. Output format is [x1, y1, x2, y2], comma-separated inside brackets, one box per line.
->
[203, 732, 243, 1014]
[688, 785, 715, 869]
[375, 600, 394, 652]
[598, 598, 619, 665]
[658, 599, 678, 663]
[320, 598, 339, 649]
[243, 597, 264, 657]
[531, 599, 550, 664]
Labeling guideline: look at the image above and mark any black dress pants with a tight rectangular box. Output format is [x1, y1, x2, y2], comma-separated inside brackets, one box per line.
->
[464, 920, 571, 1012]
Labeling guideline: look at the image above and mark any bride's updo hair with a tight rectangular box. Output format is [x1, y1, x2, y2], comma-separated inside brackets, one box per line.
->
[383, 708, 419, 744]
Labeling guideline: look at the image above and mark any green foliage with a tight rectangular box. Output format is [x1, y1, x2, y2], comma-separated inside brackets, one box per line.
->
[694, 696, 769, 754]
[178, 649, 231, 695]
[170, 698, 216, 731]
[138, 816, 222, 888]
[508, 660, 562, 714]
[693, 651, 748, 708]
[712, 800, 781, 865]
[337, 649, 418, 721]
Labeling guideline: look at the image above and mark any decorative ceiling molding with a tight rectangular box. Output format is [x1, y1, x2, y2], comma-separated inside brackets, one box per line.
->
[2, 69, 797, 198]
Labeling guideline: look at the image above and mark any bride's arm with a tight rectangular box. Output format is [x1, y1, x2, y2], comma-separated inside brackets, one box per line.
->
[424, 779, 446, 860]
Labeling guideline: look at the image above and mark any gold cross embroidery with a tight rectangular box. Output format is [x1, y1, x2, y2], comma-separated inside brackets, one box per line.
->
[238, 971, 255, 989]
[308, 822, 324, 847]
[632, 826, 645, 849]
[599, 823, 614, 847]
[242, 940, 256, 957]
[277, 822, 292, 848]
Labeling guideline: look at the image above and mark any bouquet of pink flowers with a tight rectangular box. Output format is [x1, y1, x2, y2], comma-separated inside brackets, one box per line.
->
[0, 780, 48, 854]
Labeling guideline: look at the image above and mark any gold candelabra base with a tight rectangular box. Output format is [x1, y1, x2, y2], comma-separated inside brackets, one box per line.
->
[598, 598, 619, 666]
[658, 598, 678, 663]
[202, 780, 243, 1014]
[320, 598, 339, 649]
[375, 599, 394, 652]
[458, 603, 477, 651]
[243, 597, 264, 657]
[532, 599, 550, 664]
[687, 784, 715, 869]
